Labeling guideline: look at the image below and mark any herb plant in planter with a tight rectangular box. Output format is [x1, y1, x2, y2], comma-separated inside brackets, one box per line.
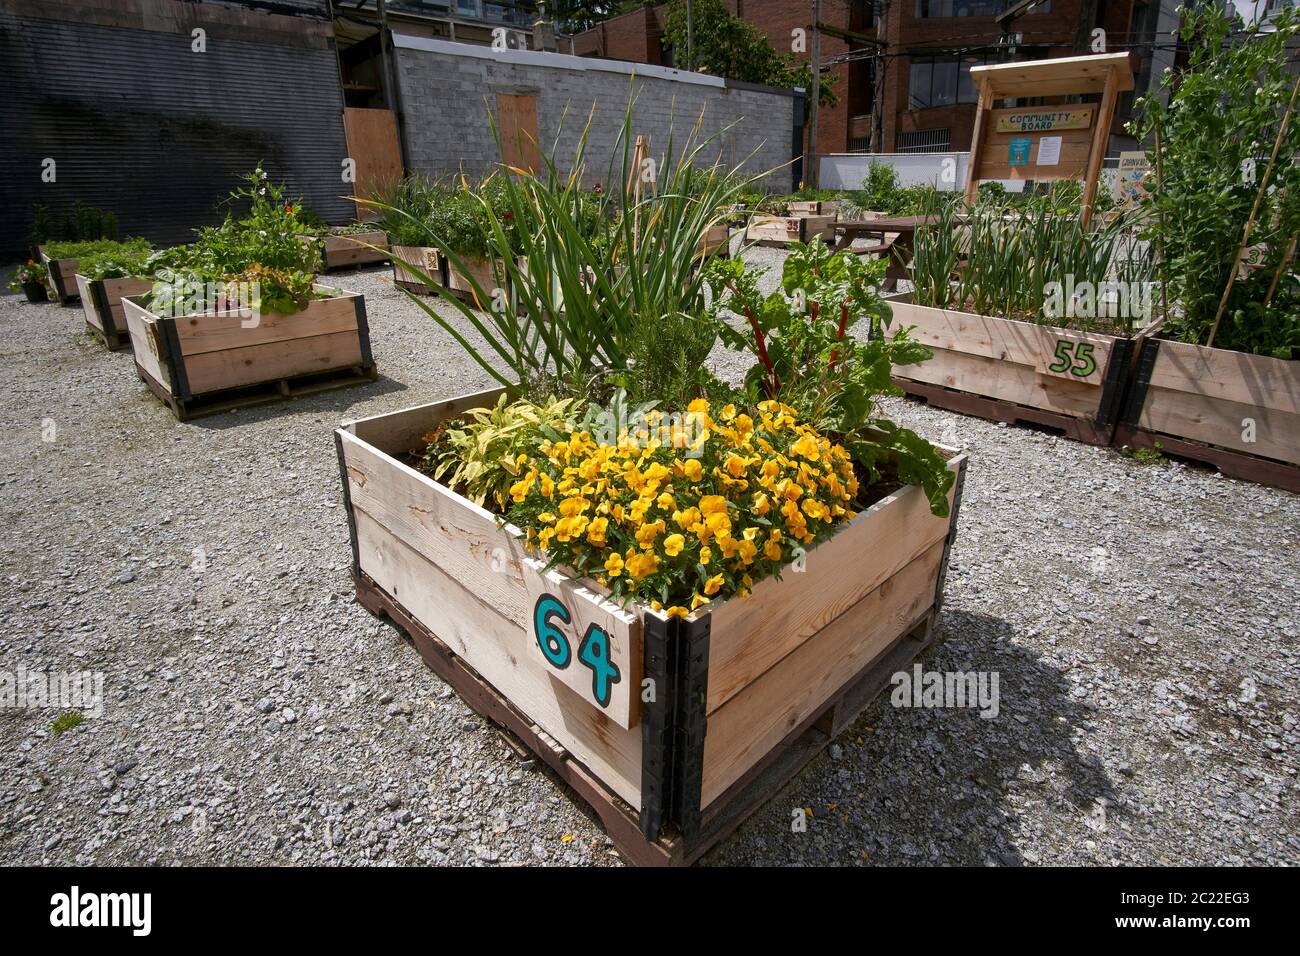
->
[373, 175, 452, 293]
[124, 166, 375, 420]
[1116, 5, 1300, 489]
[335, 104, 967, 864]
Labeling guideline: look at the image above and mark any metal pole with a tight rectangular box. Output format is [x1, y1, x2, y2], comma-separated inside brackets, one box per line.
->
[807, 0, 821, 188]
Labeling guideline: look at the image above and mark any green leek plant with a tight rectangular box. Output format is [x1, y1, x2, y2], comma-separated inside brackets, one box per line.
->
[365, 96, 771, 402]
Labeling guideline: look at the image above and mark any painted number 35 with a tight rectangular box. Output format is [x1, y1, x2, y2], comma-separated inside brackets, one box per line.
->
[1048, 339, 1097, 377]
[533, 595, 621, 709]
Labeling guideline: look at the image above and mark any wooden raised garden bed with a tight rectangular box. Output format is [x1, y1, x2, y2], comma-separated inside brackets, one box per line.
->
[75, 274, 153, 350]
[886, 293, 1135, 446]
[392, 245, 444, 294]
[745, 214, 836, 247]
[123, 286, 376, 421]
[447, 256, 510, 307]
[1116, 338, 1300, 492]
[320, 230, 389, 270]
[38, 246, 79, 304]
[335, 386, 967, 865]
[696, 223, 731, 259]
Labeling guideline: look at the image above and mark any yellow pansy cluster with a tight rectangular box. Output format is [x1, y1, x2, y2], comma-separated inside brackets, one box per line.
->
[507, 398, 859, 617]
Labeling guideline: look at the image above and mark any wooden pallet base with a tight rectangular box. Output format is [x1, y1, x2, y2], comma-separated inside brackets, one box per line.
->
[1113, 425, 1300, 494]
[352, 566, 939, 866]
[897, 378, 1115, 446]
[137, 363, 378, 422]
[393, 279, 436, 295]
[86, 319, 131, 352]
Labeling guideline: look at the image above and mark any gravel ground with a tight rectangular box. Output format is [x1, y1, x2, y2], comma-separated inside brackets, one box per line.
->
[0, 249, 1296, 867]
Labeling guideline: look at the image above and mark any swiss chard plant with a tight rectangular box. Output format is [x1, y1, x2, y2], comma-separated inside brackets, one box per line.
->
[704, 242, 955, 515]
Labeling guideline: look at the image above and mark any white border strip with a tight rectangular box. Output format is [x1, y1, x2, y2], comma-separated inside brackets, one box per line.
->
[391, 33, 726, 88]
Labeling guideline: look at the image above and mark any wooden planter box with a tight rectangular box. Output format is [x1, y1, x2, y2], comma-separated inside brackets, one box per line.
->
[38, 247, 79, 303]
[695, 223, 731, 259]
[123, 286, 376, 421]
[1116, 338, 1300, 492]
[320, 230, 389, 270]
[886, 293, 1134, 446]
[75, 274, 153, 350]
[391, 245, 444, 294]
[745, 214, 836, 246]
[447, 255, 509, 307]
[336, 387, 966, 865]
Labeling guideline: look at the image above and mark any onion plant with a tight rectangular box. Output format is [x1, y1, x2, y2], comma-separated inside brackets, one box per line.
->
[363, 95, 773, 399]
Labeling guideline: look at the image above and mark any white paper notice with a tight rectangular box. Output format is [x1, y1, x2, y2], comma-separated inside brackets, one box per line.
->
[1037, 136, 1062, 166]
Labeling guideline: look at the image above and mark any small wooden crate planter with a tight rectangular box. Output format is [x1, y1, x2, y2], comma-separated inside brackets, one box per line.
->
[745, 214, 837, 247]
[886, 293, 1134, 446]
[75, 274, 153, 350]
[320, 230, 389, 270]
[38, 247, 79, 303]
[336, 387, 967, 865]
[696, 223, 732, 259]
[123, 286, 376, 421]
[1115, 338, 1300, 492]
[392, 245, 445, 294]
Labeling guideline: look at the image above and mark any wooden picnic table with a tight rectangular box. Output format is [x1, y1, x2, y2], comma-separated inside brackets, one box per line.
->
[832, 215, 942, 291]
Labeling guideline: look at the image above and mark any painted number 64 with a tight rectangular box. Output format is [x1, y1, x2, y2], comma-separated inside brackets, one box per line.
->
[1048, 339, 1097, 378]
[533, 594, 621, 709]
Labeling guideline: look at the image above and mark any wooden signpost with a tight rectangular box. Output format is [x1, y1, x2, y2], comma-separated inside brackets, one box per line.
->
[963, 52, 1136, 225]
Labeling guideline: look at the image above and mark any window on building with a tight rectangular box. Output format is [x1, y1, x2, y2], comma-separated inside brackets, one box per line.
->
[914, 0, 1050, 16]
[909, 53, 996, 109]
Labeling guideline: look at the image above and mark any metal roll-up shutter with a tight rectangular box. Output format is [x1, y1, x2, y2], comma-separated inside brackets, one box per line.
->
[0, 0, 353, 257]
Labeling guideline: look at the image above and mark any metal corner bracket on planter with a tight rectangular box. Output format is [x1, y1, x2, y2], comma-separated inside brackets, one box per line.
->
[76, 274, 153, 350]
[122, 286, 377, 421]
[38, 246, 80, 304]
[884, 291, 1135, 446]
[1115, 336, 1300, 493]
[335, 386, 968, 865]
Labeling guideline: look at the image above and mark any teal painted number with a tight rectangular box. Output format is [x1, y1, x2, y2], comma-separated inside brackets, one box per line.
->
[578, 623, 622, 709]
[533, 594, 571, 669]
[532, 593, 622, 709]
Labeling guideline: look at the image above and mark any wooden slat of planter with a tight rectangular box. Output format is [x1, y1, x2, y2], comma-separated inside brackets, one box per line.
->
[699, 539, 947, 808]
[890, 300, 1117, 386]
[391, 245, 442, 288]
[347, 387, 506, 455]
[900, 345, 1104, 420]
[704, 478, 952, 715]
[340, 431, 531, 624]
[1144, 339, 1300, 416]
[352, 507, 643, 804]
[323, 231, 388, 269]
[182, 330, 364, 395]
[172, 292, 363, 356]
[1137, 387, 1298, 465]
[340, 429, 641, 727]
[123, 298, 171, 392]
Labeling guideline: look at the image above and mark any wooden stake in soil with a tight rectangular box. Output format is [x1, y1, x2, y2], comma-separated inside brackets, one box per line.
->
[1207, 74, 1300, 350]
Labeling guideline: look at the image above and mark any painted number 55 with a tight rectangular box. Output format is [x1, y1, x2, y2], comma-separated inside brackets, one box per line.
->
[1048, 339, 1097, 378]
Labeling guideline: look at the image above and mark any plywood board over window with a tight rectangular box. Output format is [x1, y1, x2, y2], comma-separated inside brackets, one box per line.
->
[497, 92, 541, 174]
[344, 107, 404, 221]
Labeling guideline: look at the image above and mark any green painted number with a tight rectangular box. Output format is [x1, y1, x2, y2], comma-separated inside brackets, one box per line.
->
[1050, 340, 1099, 378]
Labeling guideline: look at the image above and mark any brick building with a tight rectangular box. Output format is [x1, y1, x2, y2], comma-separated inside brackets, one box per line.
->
[572, 1, 1167, 160]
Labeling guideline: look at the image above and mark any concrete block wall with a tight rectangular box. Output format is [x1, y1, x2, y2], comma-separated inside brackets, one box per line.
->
[393, 36, 798, 192]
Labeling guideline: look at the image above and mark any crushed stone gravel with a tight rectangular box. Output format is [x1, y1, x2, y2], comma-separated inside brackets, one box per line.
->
[0, 250, 1296, 866]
